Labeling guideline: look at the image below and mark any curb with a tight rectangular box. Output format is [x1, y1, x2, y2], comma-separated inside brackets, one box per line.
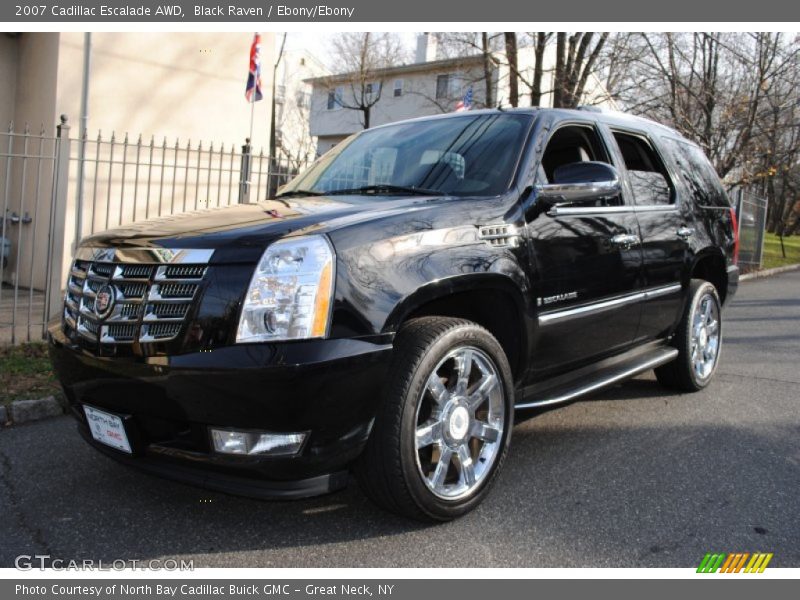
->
[1, 396, 65, 428]
[740, 263, 800, 282]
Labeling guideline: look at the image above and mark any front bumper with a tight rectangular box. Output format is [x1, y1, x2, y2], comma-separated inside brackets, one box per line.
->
[49, 324, 392, 499]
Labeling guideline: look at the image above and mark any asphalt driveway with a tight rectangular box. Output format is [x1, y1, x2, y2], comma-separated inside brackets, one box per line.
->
[1, 270, 798, 568]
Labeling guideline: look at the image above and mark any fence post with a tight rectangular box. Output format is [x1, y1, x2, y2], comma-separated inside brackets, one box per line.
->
[45, 115, 71, 322]
[238, 138, 252, 204]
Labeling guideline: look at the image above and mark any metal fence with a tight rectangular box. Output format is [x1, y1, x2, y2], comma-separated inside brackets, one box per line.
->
[733, 188, 769, 272]
[1, 115, 307, 346]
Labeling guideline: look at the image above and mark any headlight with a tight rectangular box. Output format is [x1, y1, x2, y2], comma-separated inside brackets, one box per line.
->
[236, 235, 335, 342]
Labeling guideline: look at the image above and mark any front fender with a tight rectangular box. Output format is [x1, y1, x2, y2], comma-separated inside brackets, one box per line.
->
[327, 220, 533, 339]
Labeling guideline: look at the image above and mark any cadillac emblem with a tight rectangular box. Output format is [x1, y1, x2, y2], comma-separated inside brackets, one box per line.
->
[94, 284, 115, 319]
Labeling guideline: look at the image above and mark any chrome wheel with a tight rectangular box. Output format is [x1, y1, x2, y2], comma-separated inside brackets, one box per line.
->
[690, 292, 721, 380]
[414, 346, 506, 500]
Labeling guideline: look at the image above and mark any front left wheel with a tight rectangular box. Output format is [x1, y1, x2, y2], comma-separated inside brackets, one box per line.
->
[356, 317, 514, 522]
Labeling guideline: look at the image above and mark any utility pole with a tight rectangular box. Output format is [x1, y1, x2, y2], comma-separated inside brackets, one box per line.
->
[268, 33, 287, 199]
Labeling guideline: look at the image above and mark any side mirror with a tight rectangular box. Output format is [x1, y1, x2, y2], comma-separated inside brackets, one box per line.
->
[536, 161, 621, 207]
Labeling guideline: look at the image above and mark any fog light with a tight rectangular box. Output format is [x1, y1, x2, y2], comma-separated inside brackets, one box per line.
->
[210, 429, 306, 456]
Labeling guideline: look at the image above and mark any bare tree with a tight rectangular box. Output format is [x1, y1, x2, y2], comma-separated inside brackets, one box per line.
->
[435, 32, 503, 109]
[597, 32, 800, 236]
[552, 33, 609, 108]
[326, 32, 408, 129]
[503, 32, 519, 107]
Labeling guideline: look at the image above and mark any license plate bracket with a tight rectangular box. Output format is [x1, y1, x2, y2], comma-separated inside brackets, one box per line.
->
[83, 405, 133, 454]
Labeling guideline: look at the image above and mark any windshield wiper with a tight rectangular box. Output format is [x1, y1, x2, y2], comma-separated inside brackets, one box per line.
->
[322, 184, 445, 197]
[275, 189, 324, 198]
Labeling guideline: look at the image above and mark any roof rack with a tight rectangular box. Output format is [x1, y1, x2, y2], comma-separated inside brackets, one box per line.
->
[576, 106, 604, 113]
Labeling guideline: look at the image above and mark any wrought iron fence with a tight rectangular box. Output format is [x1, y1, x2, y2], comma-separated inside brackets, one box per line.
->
[73, 129, 304, 238]
[1, 115, 308, 346]
[0, 121, 67, 345]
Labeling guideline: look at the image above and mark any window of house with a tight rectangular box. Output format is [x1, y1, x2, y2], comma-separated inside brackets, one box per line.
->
[393, 79, 404, 97]
[296, 90, 311, 109]
[327, 87, 343, 110]
[436, 74, 450, 100]
[612, 131, 675, 206]
[365, 82, 381, 97]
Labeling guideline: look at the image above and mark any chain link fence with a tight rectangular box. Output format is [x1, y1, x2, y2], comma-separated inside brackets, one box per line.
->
[733, 188, 769, 272]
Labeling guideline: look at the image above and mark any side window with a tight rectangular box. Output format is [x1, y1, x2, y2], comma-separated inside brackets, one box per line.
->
[612, 132, 674, 206]
[664, 138, 730, 207]
[539, 124, 622, 206]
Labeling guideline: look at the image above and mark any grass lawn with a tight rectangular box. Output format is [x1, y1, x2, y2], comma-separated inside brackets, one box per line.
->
[762, 232, 800, 270]
[0, 343, 60, 406]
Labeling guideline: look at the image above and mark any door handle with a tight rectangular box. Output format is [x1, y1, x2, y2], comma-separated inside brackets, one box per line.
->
[677, 227, 695, 239]
[609, 234, 641, 250]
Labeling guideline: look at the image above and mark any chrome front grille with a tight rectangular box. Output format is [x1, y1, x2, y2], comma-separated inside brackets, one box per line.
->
[63, 257, 207, 345]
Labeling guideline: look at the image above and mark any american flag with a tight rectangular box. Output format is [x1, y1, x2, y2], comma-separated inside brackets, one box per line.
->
[455, 86, 473, 112]
[245, 33, 263, 102]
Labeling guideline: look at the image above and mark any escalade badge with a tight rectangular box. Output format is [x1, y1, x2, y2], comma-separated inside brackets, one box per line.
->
[94, 285, 115, 319]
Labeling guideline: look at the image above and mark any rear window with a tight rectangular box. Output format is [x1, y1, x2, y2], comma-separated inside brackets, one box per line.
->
[662, 138, 731, 208]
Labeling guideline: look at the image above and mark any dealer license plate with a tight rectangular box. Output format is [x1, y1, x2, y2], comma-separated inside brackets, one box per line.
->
[83, 405, 132, 454]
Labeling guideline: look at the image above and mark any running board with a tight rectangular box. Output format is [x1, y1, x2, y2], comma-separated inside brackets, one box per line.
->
[515, 346, 678, 410]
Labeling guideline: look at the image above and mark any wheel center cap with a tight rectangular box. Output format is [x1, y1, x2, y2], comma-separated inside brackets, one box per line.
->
[699, 328, 708, 347]
[448, 405, 470, 441]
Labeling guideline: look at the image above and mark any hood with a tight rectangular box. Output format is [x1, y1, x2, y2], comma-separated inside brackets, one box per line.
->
[79, 195, 441, 263]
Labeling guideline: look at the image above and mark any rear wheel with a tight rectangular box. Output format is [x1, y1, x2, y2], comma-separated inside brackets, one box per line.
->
[357, 317, 514, 521]
[656, 279, 722, 391]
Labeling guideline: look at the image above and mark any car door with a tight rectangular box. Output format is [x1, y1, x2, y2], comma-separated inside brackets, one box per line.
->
[524, 120, 644, 379]
[604, 127, 686, 341]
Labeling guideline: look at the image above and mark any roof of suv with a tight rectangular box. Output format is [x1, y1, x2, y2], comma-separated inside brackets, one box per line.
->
[371, 106, 684, 143]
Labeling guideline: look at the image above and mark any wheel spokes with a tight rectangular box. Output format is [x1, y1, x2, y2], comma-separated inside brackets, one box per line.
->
[416, 420, 442, 449]
[456, 444, 476, 487]
[469, 419, 501, 443]
[468, 373, 497, 411]
[415, 345, 506, 500]
[426, 373, 449, 405]
[430, 447, 453, 491]
[454, 349, 473, 396]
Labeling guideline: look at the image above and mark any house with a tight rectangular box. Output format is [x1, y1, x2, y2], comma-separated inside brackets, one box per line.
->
[306, 34, 617, 156]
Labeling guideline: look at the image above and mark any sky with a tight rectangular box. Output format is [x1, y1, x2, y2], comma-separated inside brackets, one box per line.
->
[280, 31, 419, 69]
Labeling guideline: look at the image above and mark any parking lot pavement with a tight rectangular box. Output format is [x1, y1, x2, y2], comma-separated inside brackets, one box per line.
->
[1, 271, 798, 568]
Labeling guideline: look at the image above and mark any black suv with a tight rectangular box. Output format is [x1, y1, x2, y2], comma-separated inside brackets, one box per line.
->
[49, 108, 739, 521]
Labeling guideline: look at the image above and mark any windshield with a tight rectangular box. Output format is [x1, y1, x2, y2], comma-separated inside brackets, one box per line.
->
[280, 113, 532, 198]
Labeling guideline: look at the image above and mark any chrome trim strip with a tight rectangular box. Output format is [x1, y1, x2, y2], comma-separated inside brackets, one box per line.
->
[644, 283, 681, 299]
[546, 205, 634, 216]
[633, 205, 680, 213]
[547, 205, 679, 216]
[515, 348, 679, 409]
[538, 283, 682, 324]
[75, 247, 215, 264]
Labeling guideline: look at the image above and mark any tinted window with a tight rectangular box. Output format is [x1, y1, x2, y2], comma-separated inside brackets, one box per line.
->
[282, 114, 531, 198]
[612, 132, 674, 206]
[538, 124, 622, 207]
[662, 137, 731, 207]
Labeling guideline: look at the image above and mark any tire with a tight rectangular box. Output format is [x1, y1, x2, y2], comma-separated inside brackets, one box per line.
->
[655, 279, 722, 392]
[356, 317, 514, 522]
